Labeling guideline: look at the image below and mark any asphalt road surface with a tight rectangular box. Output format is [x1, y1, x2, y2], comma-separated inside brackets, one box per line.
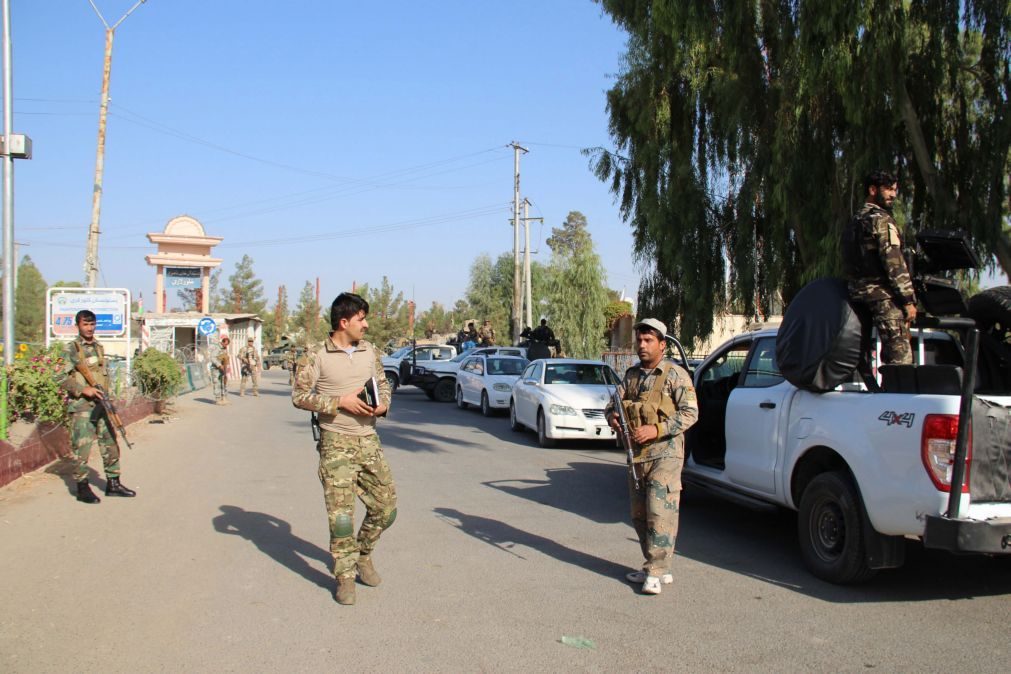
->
[1, 369, 1008, 672]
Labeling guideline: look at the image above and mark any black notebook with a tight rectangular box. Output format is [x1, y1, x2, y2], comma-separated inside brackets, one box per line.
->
[357, 377, 379, 408]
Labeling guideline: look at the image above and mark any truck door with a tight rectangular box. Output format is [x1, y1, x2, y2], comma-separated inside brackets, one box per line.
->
[724, 336, 791, 495]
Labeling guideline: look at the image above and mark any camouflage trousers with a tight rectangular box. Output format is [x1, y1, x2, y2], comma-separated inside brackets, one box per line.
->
[213, 371, 228, 400]
[629, 455, 682, 577]
[239, 370, 259, 395]
[317, 431, 397, 579]
[69, 407, 120, 483]
[865, 297, 912, 365]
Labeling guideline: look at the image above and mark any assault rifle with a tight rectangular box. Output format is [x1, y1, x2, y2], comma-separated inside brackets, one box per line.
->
[610, 384, 639, 490]
[74, 360, 134, 450]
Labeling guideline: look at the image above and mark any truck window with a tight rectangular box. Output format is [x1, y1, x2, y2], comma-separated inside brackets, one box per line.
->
[740, 337, 784, 388]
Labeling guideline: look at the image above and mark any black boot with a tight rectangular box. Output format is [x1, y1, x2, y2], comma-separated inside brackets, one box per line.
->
[105, 477, 136, 497]
[76, 480, 101, 504]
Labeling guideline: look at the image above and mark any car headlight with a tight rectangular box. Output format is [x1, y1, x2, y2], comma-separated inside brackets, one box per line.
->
[549, 404, 577, 416]
[492, 383, 511, 392]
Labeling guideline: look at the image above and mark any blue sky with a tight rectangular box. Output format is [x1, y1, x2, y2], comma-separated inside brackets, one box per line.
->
[12, 1, 639, 313]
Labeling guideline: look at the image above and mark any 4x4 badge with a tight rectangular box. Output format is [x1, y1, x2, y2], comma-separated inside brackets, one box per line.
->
[879, 411, 915, 428]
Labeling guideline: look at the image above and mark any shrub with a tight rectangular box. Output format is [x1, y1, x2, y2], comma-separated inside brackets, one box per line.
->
[132, 348, 184, 401]
[5, 344, 69, 425]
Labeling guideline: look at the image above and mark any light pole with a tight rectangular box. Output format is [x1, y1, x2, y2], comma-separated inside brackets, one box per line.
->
[83, 0, 149, 287]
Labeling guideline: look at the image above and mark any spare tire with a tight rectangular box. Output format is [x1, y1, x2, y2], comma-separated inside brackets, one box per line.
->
[776, 278, 864, 392]
[968, 285, 1011, 339]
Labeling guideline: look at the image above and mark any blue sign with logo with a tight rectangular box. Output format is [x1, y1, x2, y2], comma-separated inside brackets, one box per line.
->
[197, 317, 218, 336]
[95, 313, 124, 333]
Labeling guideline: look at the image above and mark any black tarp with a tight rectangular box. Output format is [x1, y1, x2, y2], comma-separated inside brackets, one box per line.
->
[968, 397, 1011, 503]
[776, 277, 864, 392]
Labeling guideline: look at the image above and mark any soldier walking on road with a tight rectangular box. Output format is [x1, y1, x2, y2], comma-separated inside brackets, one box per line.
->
[292, 293, 396, 606]
[56, 310, 137, 504]
[607, 318, 697, 595]
[842, 170, 917, 365]
[212, 337, 231, 405]
[238, 337, 261, 397]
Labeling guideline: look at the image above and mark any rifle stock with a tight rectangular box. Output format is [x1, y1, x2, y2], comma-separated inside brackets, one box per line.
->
[610, 384, 640, 489]
[74, 361, 133, 450]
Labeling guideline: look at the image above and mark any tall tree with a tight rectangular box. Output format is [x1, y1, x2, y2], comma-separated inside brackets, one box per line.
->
[220, 255, 267, 317]
[591, 0, 1010, 347]
[545, 216, 609, 358]
[264, 285, 289, 348]
[13, 256, 47, 344]
[358, 277, 409, 349]
[291, 281, 327, 345]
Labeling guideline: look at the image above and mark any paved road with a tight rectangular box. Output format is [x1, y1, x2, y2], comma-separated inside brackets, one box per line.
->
[1, 369, 1008, 672]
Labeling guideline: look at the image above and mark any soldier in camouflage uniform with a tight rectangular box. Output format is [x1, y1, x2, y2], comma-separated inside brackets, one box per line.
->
[238, 337, 261, 397]
[56, 310, 137, 504]
[606, 318, 698, 595]
[286, 349, 296, 385]
[292, 293, 395, 606]
[843, 170, 917, 365]
[212, 337, 231, 405]
[478, 319, 496, 346]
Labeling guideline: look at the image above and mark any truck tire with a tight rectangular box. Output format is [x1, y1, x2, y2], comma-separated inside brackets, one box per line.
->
[797, 471, 876, 584]
[430, 378, 454, 403]
[385, 372, 399, 393]
[968, 285, 1011, 340]
[263, 363, 270, 370]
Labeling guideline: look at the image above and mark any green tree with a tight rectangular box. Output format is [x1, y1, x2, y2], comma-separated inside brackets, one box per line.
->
[466, 254, 512, 338]
[263, 285, 289, 348]
[590, 0, 1010, 347]
[220, 255, 267, 316]
[14, 256, 47, 344]
[356, 277, 409, 349]
[291, 281, 327, 345]
[417, 301, 455, 336]
[544, 216, 609, 358]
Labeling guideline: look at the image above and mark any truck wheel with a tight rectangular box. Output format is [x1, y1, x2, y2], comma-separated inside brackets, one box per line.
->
[263, 363, 270, 370]
[433, 378, 455, 403]
[968, 285, 1011, 340]
[537, 409, 556, 448]
[798, 471, 875, 584]
[385, 372, 399, 393]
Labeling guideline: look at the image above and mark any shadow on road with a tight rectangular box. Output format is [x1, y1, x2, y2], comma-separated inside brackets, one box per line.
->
[676, 486, 1011, 603]
[433, 507, 632, 587]
[483, 461, 628, 525]
[211, 505, 333, 591]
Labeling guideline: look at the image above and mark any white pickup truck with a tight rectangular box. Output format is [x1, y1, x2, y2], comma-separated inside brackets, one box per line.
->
[680, 319, 1011, 584]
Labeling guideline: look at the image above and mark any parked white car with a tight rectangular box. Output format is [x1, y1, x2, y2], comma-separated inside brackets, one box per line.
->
[455, 355, 529, 416]
[413, 346, 528, 402]
[509, 358, 621, 447]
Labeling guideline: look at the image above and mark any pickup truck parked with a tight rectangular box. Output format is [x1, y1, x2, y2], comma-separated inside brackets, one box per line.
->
[381, 344, 457, 392]
[681, 298, 1011, 583]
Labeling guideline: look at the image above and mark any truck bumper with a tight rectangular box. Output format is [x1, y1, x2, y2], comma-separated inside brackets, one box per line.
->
[923, 515, 1011, 554]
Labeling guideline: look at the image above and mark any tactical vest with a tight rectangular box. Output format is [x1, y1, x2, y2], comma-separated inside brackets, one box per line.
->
[842, 204, 890, 281]
[622, 361, 678, 459]
[71, 339, 109, 392]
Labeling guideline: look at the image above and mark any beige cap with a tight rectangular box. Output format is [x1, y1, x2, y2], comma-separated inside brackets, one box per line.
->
[633, 318, 667, 339]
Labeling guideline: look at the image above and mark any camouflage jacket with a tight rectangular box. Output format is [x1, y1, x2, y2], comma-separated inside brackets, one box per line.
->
[843, 202, 915, 306]
[57, 336, 109, 414]
[239, 345, 260, 369]
[606, 359, 699, 463]
[291, 337, 392, 437]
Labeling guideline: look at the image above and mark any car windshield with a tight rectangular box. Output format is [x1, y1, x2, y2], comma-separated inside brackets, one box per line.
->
[486, 358, 527, 376]
[544, 364, 612, 385]
[389, 346, 412, 358]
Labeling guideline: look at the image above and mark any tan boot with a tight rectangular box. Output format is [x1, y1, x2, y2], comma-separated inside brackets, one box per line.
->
[357, 556, 382, 587]
[334, 576, 356, 605]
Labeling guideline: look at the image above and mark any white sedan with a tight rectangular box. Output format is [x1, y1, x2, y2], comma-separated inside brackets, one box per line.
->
[509, 359, 622, 447]
[455, 355, 529, 416]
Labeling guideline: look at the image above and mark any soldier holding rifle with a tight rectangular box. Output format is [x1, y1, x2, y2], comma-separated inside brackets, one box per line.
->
[57, 310, 136, 504]
[606, 318, 697, 595]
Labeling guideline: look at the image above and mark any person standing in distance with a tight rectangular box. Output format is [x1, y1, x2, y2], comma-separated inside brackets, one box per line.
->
[238, 337, 261, 397]
[292, 292, 396, 606]
[212, 336, 231, 405]
[842, 170, 917, 364]
[57, 309, 137, 504]
[606, 318, 697, 595]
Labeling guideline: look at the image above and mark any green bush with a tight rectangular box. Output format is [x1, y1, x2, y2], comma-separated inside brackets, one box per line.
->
[5, 344, 69, 425]
[133, 348, 184, 400]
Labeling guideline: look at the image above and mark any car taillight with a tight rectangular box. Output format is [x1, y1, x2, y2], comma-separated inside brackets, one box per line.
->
[920, 414, 971, 493]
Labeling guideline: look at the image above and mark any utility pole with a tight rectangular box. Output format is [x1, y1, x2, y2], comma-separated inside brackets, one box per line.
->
[509, 142, 527, 345]
[83, 0, 149, 287]
[521, 199, 542, 330]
